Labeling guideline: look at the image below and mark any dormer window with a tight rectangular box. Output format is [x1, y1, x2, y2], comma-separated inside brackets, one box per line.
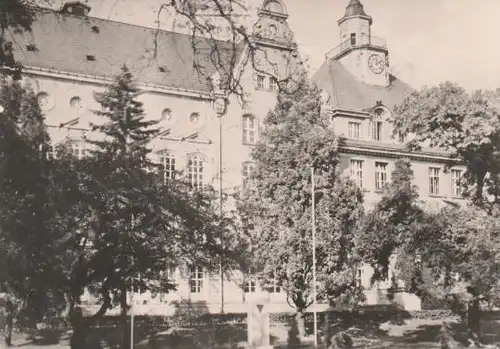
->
[372, 121, 382, 141]
[371, 107, 388, 142]
[60, 1, 91, 16]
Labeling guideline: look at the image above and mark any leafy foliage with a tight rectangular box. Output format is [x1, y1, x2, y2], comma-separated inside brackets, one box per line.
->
[357, 158, 426, 283]
[238, 79, 364, 329]
[393, 82, 500, 210]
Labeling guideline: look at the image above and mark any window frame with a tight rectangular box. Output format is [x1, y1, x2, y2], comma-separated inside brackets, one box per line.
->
[158, 151, 176, 183]
[189, 266, 203, 294]
[429, 167, 441, 196]
[187, 153, 204, 191]
[256, 75, 266, 89]
[242, 162, 255, 189]
[242, 114, 257, 145]
[451, 169, 462, 197]
[350, 159, 364, 188]
[375, 162, 388, 191]
[348, 121, 361, 139]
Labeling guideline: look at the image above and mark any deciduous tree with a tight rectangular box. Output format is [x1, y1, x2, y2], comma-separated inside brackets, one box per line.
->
[238, 79, 364, 338]
[393, 82, 500, 211]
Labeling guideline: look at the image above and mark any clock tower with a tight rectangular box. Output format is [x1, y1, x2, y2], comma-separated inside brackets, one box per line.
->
[328, 0, 390, 87]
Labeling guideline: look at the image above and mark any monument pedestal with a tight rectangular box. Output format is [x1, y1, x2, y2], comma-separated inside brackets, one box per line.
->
[247, 292, 273, 349]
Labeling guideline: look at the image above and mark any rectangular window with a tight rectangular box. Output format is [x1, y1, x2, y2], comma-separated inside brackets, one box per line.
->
[269, 77, 278, 91]
[159, 153, 176, 182]
[187, 155, 204, 190]
[451, 170, 462, 197]
[242, 162, 255, 189]
[350, 33, 356, 45]
[270, 272, 281, 293]
[242, 114, 256, 144]
[348, 121, 360, 139]
[371, 121, 383, 141]
[71, 142, 87, 159]
[257, 75, 265, 89]
[243, 279, 256, 293]
[375, 162, 388, 190]
[429, 167, 440, 195]
[189, 266, 203, 293]
[350, 159, 364, 188]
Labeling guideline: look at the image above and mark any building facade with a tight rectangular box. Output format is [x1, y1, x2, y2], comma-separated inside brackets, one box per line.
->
[7, 0, 464, 314]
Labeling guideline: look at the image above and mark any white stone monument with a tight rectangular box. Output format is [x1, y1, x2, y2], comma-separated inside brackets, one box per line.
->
[247, 291, 273, 349]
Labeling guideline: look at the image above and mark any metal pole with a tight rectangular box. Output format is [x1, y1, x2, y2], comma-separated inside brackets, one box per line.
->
[311, 166, 318, 347]
[130, 276, 134, 349]
[218, 106, 225, 314]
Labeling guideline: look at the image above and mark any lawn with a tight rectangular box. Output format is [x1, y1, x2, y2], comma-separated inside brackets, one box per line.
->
[3, 312, 500, 349]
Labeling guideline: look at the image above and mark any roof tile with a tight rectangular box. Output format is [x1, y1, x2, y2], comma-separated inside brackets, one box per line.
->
[9, 9, 245, 94]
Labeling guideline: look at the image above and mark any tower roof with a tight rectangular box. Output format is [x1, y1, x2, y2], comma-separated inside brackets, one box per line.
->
[344, 0, 368, 16]
[339, 0, 372, 24]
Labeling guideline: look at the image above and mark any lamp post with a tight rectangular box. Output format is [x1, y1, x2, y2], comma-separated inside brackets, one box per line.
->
[311, 165, 318, 347]
[215, 97, 227, 313]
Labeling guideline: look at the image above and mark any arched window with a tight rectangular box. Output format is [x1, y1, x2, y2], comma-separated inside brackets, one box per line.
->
[371, 107, 388, 141]
[158, 151, 176, 183]
[187, 154, 204, 190]
[242, 162, 255, 189]
[242, 114, 256, 144]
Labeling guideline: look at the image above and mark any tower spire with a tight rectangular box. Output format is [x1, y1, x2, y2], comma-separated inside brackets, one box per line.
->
[340, 0, 372, 25]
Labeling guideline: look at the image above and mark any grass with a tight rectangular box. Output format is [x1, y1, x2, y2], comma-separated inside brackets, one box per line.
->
[4, 312, 500, 349]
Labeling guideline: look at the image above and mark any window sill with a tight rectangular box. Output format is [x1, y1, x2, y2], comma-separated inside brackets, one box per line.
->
[255, 87, 278, 92]
[242, 142, 256, 146]
[428, 194, 446, 198]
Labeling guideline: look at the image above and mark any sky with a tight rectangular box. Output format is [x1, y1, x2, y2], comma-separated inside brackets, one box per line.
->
[46, 0, 500, 91]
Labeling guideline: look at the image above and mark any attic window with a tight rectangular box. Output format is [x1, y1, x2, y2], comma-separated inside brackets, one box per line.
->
[91, 25, 100, 33]
[26, 44, 37, 52]
[86, 55, 96, 61]
[159, 66, 168, 73]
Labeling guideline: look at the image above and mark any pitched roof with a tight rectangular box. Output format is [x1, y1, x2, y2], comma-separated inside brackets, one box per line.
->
[9, 9, 246, 94]
[312, 58, 414, 112]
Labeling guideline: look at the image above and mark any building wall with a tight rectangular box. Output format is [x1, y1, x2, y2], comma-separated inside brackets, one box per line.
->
[23, 65, 465, 315]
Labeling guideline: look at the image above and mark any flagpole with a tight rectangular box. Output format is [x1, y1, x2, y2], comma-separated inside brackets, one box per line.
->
[311, 165, 318, 347]
[130, 268, 134, 349]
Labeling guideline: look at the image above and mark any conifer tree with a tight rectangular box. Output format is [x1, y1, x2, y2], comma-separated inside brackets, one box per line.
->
[57, 66, 224, 349]
[0, 77, 65, 346]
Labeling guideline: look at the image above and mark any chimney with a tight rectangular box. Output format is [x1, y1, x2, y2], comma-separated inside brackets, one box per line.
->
[60, 1, 91, 16]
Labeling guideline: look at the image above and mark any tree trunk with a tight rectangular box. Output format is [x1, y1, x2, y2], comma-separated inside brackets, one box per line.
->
[69, 306, 88, 349]
[467, 298, 481, 344]
[323, 311, 331, 347]
[5, 311, 13, 347]
[296, 311, 305, 340]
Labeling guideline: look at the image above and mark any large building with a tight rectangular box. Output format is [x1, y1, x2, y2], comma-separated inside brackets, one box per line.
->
[6, 0, 464, 314]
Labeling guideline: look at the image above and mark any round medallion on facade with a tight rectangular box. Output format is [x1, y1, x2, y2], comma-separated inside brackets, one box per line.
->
[189, 112, 200, 124]
[37, 92, 55, 111]
[69, 96, 84, 112]
[161, 108, 174, 124]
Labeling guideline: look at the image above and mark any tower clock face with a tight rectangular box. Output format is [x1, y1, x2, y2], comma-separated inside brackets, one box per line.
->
[368, 54, 385, 74]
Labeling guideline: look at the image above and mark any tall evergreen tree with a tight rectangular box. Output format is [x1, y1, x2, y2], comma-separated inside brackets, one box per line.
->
[57, 66, 224, 349]
[0, 77, 65, 346]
